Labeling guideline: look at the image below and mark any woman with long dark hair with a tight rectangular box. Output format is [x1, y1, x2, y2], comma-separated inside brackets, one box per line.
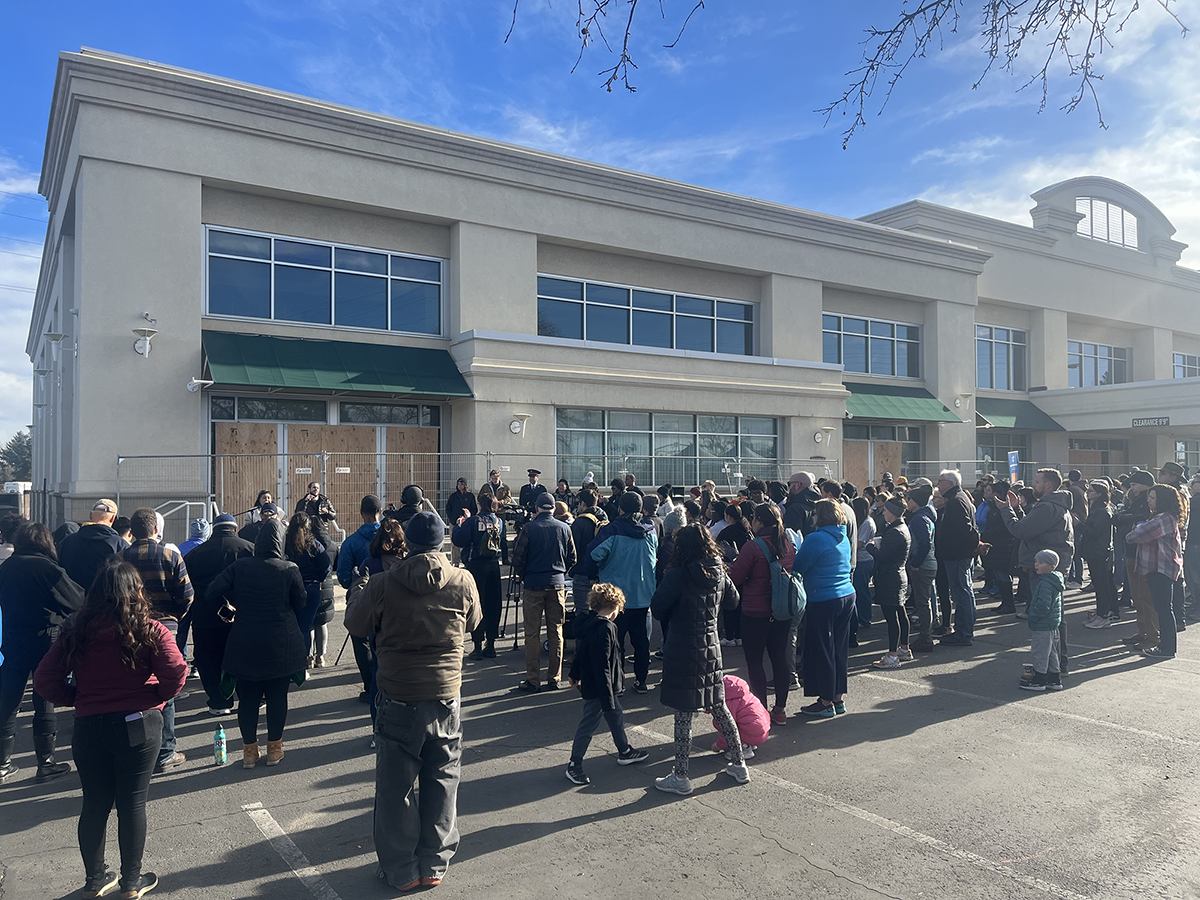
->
[651, 524, 747, 795]
[728, 503, 796, 724]
[1080, 480, 1119, 629]
[0, 522, 85, 783]
[553, 479, 577, 514]
[34, 558, 187, 899]
[208, 520, 307, 768]
[284, 512, 332, 665]
[1127, 484, 1188, 660]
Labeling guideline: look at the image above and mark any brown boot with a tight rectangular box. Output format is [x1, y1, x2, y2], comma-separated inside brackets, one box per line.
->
[243, 742, 260, 769]
[266, 739, 284, 767]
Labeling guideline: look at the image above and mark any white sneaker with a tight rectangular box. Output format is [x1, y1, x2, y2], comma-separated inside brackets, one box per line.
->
[654, 773, 693, 795]
[896, 647, 915, 662]
[872, 655, 902, 669]
[733, 639, 742, 646]
[313, 654, 327, 668]
[723, 743, 756, 762]
[723, 763, 751, 784]
[720, 638, 735, 647]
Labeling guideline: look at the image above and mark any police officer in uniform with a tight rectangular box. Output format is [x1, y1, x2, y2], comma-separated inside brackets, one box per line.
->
[519, 469, 549, 513]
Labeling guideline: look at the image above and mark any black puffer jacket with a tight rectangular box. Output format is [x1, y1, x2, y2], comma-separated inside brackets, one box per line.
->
[208, 520, 307, 681]
[568, 609, 621, 710]
[0, 551, 85, 648]
[935, 485, 978, 561]
[184, 524, 254, 629]
[312, 523, 340, 627]
[981, 500, 1015, 564]
[872, 519, 911, 606]
[651, 556, 739, 712]
[1077, 502, 1114, 560]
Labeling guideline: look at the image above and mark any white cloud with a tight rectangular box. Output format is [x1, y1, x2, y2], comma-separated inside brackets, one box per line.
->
[912, 135, 1011, 166]
[0, 155, 43, 447]
[917, 24, 1200, 266]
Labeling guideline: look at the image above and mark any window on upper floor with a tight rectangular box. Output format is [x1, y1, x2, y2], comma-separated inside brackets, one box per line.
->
[1076, 198, 1139, 249]
[822, 314, 920, 377]
[1174, 353, 1200, 379]
[1067, 341, 1131, 387]
[536, 276, 756, 356]
[205, 227, 443, 336]
[975, 325, 1027, 391]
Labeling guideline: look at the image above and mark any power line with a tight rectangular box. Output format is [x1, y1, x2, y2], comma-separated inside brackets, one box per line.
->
[0, 283, 36, 293]
[0, 236, 42, 246]
[0, 210, 47, 224]
[0, 248, 40, 260]
[0, 189, 43, 202]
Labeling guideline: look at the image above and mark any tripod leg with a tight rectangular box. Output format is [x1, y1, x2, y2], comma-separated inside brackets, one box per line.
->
[333, 630, 351, 666]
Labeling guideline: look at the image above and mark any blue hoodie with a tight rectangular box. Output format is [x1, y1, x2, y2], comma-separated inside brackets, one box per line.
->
[793, 524, 854, 602]
[338, 521, 381, 587]
[588, 516, 658, 609]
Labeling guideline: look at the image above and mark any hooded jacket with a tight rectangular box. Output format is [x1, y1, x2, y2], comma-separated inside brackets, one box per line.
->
[569, 506, 607, 576]
[1077, 502, 1114, 560]
[651, 556, 739, 712]
[568, 608, 622, 710]
[793, 524, 854, 602]
[1028, 570, 1064, 632]
[208, 520, 308, 681]
[783, 487, 820, 536]
[711, 674, 771, 751]
[872, 518, 911, 605]
[183, 524, 254, 628]
[0, 550, 85, 651]
[57, 524, 128, 593]
[589, 515, 659, 609]
[907, 504, 937, 570]
[1000, 490, 1075, 573]
[345, 550, 481, 701]
[981, 499, 1015, 563]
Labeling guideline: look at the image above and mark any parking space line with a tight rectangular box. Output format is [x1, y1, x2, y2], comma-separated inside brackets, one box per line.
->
[628, 724, 1091, 900]
[242, 802, 343, 900]
[860, 672, 1197, 746]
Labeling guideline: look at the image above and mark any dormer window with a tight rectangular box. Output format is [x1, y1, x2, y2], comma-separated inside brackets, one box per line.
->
[1076, 197, 1139, 249]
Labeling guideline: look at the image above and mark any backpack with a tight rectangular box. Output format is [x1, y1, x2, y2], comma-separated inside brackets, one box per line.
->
[475, 516, 503, 560]
[753, 531, 806, 621]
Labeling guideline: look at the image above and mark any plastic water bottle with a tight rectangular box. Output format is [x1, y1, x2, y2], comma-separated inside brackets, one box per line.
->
[213, 724, 227, 766]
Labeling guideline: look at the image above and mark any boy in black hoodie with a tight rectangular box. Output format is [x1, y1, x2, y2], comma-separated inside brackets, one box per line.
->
[565, 583, 649, 785]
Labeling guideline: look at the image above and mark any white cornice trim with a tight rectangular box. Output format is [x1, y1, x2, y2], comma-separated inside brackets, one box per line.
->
[40, 51, 991, 276]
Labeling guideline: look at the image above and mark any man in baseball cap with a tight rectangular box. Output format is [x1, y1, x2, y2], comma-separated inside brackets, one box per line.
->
[58, 498, 128, 590]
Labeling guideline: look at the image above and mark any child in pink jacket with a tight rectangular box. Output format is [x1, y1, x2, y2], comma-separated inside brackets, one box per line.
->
[709, 675, 771, 760]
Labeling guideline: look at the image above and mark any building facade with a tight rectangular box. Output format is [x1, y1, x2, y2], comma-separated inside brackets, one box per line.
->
[26, 50, 1199, 533]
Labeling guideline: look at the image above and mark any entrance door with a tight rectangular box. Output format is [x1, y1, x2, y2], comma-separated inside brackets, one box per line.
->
[213, 423, 279, 519]
[874, 442, 903, 483]
[288, 424, 377, 525]
[386, 427, 441, 508]
[844, 441, 870, 490]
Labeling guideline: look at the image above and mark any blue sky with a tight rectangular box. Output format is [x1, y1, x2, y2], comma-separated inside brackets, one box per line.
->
[0, 1, 1196, 447]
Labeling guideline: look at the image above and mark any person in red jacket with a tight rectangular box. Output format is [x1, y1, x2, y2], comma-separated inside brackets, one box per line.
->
[35, 558, 187, 900]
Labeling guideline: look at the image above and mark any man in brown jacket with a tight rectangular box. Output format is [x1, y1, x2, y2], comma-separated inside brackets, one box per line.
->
[346, 511, 481, 892]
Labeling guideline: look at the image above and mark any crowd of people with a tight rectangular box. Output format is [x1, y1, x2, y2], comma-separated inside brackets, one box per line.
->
[0, 460, 1194, 895]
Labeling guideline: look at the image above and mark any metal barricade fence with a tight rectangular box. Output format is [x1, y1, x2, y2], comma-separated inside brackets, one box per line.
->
[116, 452, 841, 541]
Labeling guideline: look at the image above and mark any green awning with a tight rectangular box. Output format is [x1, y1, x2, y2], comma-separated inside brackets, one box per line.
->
[976, 398, 1064, 432]
[202, 331, 472, 398]
[844, 382, 960, 423]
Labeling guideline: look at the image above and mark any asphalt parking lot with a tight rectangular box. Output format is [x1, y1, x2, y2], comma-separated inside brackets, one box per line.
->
[3, 582, 1200, 900]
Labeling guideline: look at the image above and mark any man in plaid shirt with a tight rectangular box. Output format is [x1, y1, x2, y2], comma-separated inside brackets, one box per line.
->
[123, 507, 193, 772]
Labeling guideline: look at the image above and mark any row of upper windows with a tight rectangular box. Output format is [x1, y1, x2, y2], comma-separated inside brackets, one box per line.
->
[204, 227, 1186, 382]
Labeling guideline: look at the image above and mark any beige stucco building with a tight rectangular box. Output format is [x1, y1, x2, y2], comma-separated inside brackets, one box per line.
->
[25, 50, 1200, 532]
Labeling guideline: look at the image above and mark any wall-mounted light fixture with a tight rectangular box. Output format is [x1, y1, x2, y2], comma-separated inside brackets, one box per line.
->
[133, 327, 158, 358]
[814, 425, 837, 444]
[509, 412, 532, 438]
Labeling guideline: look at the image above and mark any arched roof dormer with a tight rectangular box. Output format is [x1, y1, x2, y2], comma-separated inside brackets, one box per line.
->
[1029, 175, 1186, 264]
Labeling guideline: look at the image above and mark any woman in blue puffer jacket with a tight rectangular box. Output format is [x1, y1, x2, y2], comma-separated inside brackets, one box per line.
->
[793, 499, 856, 719]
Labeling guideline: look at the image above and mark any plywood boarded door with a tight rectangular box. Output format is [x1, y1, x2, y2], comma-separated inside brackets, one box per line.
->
[386, 427, 440, 509]
[214, 423, 278, 519]
[1069, 449, 1103, 481]
[844, 441, 870, 492]
[873, 442, 903, 484]
[288, 425, 377, 522]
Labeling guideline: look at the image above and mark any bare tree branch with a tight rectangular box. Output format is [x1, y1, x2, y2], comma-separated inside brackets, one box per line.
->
[665, 1, 705, 49]
[820, 0, 1188, 149]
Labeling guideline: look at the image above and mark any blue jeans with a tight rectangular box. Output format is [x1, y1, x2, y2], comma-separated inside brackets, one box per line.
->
[156, 620, 179, 766]
[853, 556, 874, 627]
[297, 583, 322, 655]
[944, 558, 977, 641]
[571, 697, 630, 763]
